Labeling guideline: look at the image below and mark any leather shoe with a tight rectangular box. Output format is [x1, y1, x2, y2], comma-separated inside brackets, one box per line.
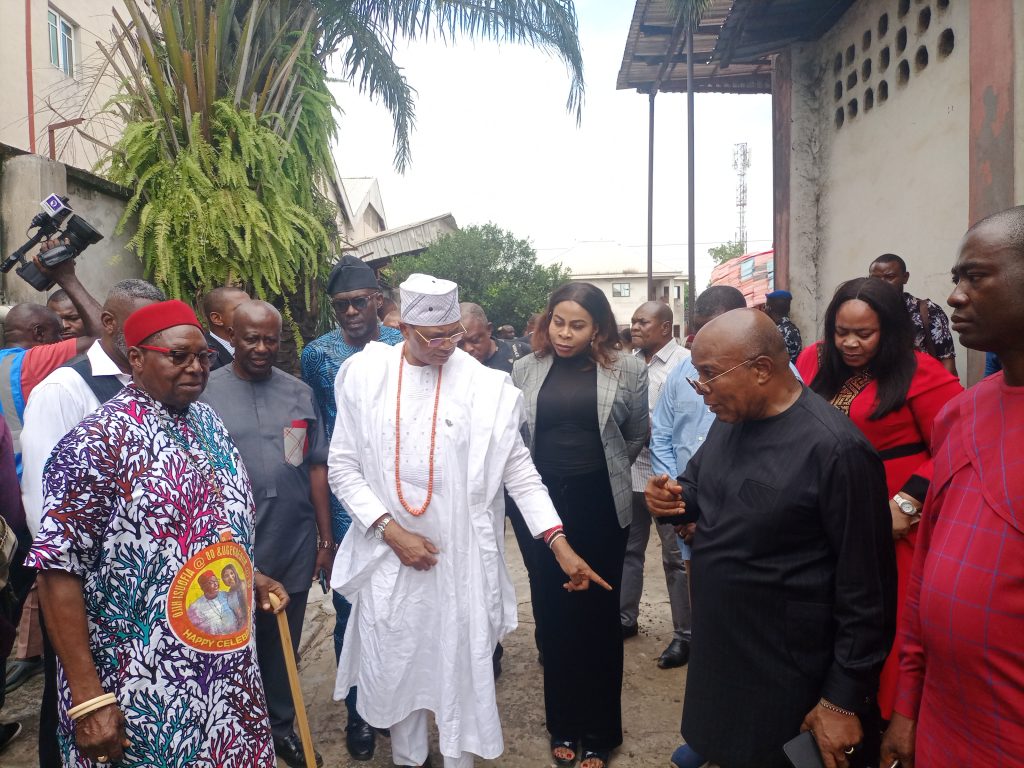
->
[346, 718, 376, 761]
[0, 722, 23, 755]
[274, 732, 323, 768]
[657, 638, 690, 669]
[621, 622, 638, 640]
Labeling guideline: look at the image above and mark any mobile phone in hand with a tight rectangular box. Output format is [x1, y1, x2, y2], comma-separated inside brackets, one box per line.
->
[318, 569, 329, 594]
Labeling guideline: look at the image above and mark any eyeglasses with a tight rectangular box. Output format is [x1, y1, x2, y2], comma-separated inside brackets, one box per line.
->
[139, 344, 219, 368]
[686, 358, 757, 395]
[414, 324, 467, 349]
[331, 294, 379, 313]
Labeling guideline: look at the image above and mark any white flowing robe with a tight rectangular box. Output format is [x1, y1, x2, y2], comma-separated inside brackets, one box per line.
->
[328, 343, 561, 760]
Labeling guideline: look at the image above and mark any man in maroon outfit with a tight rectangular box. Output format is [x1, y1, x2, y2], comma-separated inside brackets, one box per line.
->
[882, 206, 1024, 766]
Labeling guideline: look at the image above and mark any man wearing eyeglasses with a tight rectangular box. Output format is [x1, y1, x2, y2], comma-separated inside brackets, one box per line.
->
[300, 254, 402, 761]
[647, 308, 896, 768]
[18, 279, 165, 768]
[26, 299, 290, 767]
[328, 273, 609, 768]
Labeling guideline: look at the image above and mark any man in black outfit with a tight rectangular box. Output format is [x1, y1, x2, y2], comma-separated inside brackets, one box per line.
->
[647, 309, 896, 768]
[459, 302, 530, 373]
[201, 286, 250, 370]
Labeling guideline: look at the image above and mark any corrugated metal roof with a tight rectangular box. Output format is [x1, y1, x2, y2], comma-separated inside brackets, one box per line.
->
[618, 0, 856, 94]
[341, 177, 387, 228]
[343, 213, 458, 266]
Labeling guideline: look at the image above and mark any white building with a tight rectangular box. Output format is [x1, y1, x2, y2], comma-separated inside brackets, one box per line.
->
[538, 241, 689, 337]
[0, 1, 130, 170]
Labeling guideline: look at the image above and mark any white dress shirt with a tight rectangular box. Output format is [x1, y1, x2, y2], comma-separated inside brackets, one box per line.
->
[21, 340, 131, 536]
[631, 338, 689, 491]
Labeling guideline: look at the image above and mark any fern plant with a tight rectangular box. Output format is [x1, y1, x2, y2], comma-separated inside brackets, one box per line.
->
[100, 0, 588, 358]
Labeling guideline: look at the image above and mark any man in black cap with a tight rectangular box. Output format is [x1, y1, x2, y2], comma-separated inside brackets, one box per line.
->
[299, 254, 402, 761]
[763, 289, 803, 363]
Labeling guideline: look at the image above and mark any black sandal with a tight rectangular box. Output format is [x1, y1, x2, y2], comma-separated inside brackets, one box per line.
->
[580, 748, 610, 768]
[551, 737, 578, 766]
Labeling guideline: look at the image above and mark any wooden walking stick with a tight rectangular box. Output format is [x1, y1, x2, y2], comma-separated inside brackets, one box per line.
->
[268, 593, 317, 768]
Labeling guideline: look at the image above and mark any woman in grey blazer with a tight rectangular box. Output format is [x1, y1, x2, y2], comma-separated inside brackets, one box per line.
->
[512, 282, 648, 768]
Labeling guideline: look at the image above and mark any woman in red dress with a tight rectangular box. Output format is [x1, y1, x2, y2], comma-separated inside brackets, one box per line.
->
[796, 276, 963, 720]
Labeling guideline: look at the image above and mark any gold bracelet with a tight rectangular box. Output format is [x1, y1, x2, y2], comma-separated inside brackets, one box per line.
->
[68, 692, 118, 721]
[818, 697, 856, 717]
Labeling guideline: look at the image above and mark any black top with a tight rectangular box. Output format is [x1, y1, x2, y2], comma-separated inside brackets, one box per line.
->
[482, 338, 530, 374]
[206, 332, 233, 371]
[534, 353, 604, 476]
[677, 388, 896, 767]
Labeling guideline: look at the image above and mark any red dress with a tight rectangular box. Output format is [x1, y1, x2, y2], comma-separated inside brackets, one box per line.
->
[796, 347, 963, 718]
[895, 373, 1024, 764]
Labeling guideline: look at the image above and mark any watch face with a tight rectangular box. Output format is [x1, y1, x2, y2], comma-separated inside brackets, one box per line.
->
[899, 501, 916, 514]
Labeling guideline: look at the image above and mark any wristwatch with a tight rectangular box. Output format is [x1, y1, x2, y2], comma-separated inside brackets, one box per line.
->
[893, 493, 919, 516]
[373, 514, 393, 541]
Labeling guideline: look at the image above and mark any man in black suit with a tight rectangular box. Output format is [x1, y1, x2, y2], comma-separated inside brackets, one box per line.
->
[647, 309, 896, 768]
[201, 286, 250, 370]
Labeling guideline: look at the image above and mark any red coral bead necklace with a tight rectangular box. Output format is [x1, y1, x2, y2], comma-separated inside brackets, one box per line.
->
[394, 354, 442, 516]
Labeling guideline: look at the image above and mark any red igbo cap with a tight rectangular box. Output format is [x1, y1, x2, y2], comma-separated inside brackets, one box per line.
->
[123, 300, 204, 348]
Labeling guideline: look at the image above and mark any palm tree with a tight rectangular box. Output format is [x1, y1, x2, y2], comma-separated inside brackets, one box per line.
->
[99, 0, 586, 356]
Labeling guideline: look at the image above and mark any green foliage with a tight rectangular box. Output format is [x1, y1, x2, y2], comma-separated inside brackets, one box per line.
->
[708, 240, 747, 265]
[108, 100, 330, 306]
[384, 223, 569, 333]
[99, 0, 585, 359]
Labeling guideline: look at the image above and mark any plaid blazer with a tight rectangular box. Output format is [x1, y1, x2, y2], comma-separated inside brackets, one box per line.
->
[511, 351, 648, 527]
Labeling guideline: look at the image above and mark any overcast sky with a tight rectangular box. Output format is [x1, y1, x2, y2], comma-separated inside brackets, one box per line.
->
[327, 1, 774, 289]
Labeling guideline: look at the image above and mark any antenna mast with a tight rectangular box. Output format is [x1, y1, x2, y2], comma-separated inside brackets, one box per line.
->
[733, 142, 750, 252]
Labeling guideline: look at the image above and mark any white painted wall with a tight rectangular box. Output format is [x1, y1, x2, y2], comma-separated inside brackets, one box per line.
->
[1, 0, 128, 170]
[787, 0, 971, 373]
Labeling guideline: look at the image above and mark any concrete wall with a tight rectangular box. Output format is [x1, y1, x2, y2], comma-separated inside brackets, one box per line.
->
[1, 152, 143, 307]
[0, 0, 128, 171]
[786, 0, 971, 371]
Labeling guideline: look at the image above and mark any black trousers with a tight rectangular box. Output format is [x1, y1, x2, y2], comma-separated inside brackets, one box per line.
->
[39, 615, 59, 768]
[254, 589, 309, 741]
[505, 491, 544, 652]
[536, 468, 628, 753]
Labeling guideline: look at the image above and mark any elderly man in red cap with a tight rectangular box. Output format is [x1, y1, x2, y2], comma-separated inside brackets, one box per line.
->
[25, 299, 288, 767]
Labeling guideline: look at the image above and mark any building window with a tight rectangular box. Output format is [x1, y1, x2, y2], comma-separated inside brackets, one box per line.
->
[739, 258, 755, 280]
[48, 9, 75, 77]
[612, 282, 631, 298]
[673, 285, 681, 300]
[767, 260, 775, 291]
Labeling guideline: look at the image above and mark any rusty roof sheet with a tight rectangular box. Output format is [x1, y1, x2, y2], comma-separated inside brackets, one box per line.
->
[617, 0, 856, 95]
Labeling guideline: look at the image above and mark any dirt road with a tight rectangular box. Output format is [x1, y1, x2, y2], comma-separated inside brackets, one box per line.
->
[2, 528, 687, 767]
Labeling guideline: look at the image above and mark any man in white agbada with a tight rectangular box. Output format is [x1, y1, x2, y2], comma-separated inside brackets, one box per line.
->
[329, 274, 610, 767]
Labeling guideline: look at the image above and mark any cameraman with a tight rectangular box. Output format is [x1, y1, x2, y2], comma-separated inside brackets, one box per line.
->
[1, 251, 102, 477]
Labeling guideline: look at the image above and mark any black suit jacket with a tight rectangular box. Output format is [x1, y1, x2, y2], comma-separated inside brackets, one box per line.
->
[206, 333, 233, 371]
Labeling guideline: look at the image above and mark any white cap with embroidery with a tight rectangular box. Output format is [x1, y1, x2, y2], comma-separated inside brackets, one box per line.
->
[399, 273, 460, 326]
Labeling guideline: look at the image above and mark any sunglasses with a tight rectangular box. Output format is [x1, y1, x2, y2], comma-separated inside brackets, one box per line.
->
[686, 358, 757, 395]
[139, 344, 219, 368]
[331, 294, 379, 313]
[414, 324, 467, 349]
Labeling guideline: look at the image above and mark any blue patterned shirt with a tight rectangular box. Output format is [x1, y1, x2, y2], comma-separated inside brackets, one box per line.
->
[300, 326, 403, 539]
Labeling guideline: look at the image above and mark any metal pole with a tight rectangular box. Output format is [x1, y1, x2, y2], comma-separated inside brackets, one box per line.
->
[647, 91, 656, 301]
[686, 28, 696, 331]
